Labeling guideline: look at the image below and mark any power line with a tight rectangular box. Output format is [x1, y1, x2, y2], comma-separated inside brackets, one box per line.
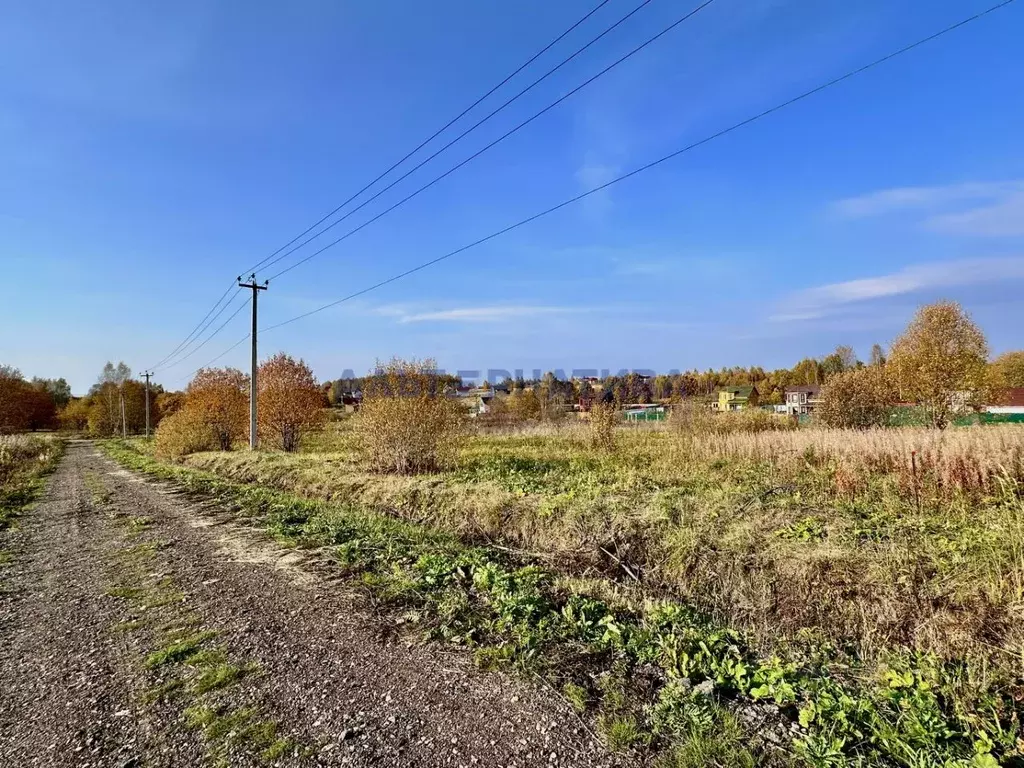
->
[151, 0, 618, 374]
[175, 334, 250, 384]
[261, 0, 706, 280]
[147, 281, 235, 371]
[152, 290, 246, 373]
[260, 0, 716, 282]
[257, 0, 1016, 333]
[159, 294, 251, 373]
[239, 0, 616, 278]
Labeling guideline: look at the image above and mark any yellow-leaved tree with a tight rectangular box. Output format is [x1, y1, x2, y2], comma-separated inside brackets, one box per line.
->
[186, 367, 249, 449]
[887, 301, 989, 428]
[257, 353, 326, 452]
[988, 350, 1024, 393]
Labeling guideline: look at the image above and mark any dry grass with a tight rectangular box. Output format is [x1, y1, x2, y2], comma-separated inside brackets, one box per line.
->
[683, 425, 1024, 498]
[0, 434, 59, 485]
[167, 418, 1024, 683]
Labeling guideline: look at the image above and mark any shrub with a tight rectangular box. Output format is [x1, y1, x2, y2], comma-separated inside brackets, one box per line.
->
[670, 402, 794, 435]
[588, 401, 618, 451]
[257, 353, 326, 452]
[355, 358, 466, 474]
[186, 368, 249, 450]
[817, 367, 895, 429]
[154, 409, 217, 459]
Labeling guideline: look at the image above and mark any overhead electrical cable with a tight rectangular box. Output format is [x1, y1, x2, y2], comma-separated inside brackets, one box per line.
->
[151, 290, 247, 373]
[260, 0, 716, 280]
[175, 334, 251, 384]
[158, 294, 251, 373]
[147, 281, 236, 371]
[238, 0, 617, 278]
[254, 0, 1016, 332]
[263, 0, 718, 281]
[149, 0, 618, 372]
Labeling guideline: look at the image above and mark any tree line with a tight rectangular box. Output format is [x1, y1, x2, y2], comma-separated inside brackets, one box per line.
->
[0, 366, 71, 433]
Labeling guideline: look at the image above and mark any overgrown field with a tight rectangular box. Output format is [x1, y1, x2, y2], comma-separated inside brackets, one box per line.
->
[0, 434, 64, 532]
[106, 420, 1024, 767]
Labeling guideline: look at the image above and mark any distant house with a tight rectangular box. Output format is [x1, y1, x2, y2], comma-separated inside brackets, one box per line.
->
[715, 386, 759, 411]
[784, 385, 822, 416]
[453, 385, 500, 417]
[986, 387, 1024, 415]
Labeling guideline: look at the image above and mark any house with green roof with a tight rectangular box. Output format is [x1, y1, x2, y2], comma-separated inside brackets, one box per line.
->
[715, 385, 759, 412]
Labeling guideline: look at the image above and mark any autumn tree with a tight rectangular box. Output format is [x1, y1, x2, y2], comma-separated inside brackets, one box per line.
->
[988, 350, 1024, 392]
[24, 383, 57, 430]
[817, 367, 895, 429]
[0, 366, 61, 432]
[257, 353, 326, 452]
[60, 398, 91, 432]
[90, 362, 132, 437]
[186, 367, 249, 449]
[156, 391, 185, 419]
[0, 366, 29, 434]
[888, 301, 989, 428]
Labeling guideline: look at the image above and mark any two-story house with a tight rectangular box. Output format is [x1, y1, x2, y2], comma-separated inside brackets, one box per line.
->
[784, 385, 822, 416]
[715, 386, 758, 411]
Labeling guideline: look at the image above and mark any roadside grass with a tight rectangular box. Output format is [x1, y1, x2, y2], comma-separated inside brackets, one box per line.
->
[102, 438, 1024, 767]
[0, 435, 64, 532]
[0, 435, 64, 589]
[92, 470, 309, 764]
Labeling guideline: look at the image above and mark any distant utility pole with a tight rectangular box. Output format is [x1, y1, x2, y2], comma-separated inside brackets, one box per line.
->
[238, 274, 269, 450]
[140, 371, 153, 438]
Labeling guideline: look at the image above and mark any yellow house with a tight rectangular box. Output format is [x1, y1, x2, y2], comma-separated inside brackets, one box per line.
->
[715, 386, 759, 411]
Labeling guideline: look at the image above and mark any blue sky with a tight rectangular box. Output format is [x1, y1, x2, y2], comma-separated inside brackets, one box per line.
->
[1, 0, 1022, 393]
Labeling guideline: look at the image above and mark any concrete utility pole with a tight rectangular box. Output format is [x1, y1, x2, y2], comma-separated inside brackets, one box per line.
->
[238, 274, 268, 450]
[140, 371, 153, 438]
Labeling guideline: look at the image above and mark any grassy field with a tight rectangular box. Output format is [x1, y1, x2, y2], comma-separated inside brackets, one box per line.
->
[108, 418, 1024, 766]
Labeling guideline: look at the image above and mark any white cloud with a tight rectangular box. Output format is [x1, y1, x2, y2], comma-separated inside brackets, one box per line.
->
[831, 181, 1024, 220]
[926, 192, 1024, 237]
[772, 257, 1024, 322]
[395, 305, 582, 324]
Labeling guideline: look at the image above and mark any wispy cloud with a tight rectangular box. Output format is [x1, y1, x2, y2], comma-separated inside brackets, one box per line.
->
[392, 305, 583, 324]
[772, 257, 1024, 322]
[830, 180, 1024, 237]
[926, 193, 1024, 237]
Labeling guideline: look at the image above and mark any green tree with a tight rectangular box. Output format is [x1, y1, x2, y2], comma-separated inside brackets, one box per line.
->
[821, 345, 857, 380]
[31, 377, 72, 408]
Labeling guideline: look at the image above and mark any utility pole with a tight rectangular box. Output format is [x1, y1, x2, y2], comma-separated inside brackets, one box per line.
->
[140, 371, 153, 438]
[238, 274, 268, 450]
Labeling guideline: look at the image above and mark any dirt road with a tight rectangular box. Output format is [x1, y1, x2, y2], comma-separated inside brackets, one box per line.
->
[0, 442, 624, 767]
